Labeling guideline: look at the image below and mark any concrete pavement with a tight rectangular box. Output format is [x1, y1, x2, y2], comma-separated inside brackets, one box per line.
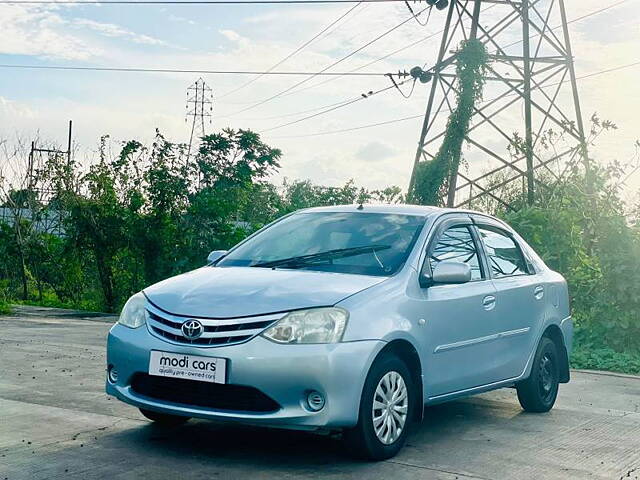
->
[1, 306, 639, 480]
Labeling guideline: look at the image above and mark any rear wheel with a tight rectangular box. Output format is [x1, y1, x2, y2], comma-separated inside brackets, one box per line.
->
[516, 337, 560, 412]
[139, 408, 190, 425]
[343, 353, 415, 460]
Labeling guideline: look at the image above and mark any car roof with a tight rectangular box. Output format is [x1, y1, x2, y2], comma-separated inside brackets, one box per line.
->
[298, 203, 493, 219]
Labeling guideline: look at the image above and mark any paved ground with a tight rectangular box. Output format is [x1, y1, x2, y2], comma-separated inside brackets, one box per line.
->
[1, 306, 639, 480]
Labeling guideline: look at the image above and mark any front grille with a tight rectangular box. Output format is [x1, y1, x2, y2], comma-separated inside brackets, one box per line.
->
[131, 374, 281, 413]
[146, 309, 279, 347]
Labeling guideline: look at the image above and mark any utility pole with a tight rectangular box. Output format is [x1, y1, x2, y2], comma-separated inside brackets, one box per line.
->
[410, 0, 588, 209]
[186, 78, 213, 158]
[28, 120, 73, 192]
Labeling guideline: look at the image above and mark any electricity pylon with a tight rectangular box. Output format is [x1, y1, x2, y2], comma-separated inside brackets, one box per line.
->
[409, 0, 587, 209]
[186, 78, 213, 157]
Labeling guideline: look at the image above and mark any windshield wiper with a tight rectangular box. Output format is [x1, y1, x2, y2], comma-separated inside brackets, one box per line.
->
[251, 245, 391, 269]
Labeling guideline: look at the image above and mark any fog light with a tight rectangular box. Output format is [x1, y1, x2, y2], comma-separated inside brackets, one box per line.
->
[107, 365, 118, 384]
[306, 391, 325, 412]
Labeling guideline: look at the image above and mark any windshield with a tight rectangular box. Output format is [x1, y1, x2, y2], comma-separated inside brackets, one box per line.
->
[217, 212, 426, 276]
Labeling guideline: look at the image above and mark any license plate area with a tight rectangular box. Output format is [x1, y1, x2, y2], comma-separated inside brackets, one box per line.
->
[149, 350, 227, 384]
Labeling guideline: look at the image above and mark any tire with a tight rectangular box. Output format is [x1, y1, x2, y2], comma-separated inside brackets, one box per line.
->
[516, 337, 560, 413]
[139, 408, 190, 425]
[343, 353, 415, 461]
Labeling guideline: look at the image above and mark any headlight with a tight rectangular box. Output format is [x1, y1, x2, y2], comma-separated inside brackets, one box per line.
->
[117, 292, 147, 329]
[261, 307, 349, 344]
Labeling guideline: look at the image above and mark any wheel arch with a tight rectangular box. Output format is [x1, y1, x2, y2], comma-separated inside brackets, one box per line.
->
[542, 324, 570, 383]
[376, 339, 424, 422]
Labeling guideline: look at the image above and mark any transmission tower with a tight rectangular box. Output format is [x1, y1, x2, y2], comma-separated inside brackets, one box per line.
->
[186, 78, 213, 157]
[409, 0, 587, 209]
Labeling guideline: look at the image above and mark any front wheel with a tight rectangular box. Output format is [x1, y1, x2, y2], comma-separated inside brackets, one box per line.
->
[343, 353, 415, 460]
[139, 408, 190, 426]
[516, 337, 560, 413]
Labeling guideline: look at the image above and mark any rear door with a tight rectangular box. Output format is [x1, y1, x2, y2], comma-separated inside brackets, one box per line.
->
[472, 217, 544, 380]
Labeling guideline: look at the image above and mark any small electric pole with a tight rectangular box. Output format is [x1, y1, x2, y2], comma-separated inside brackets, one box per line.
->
[28, 120, 73, 191]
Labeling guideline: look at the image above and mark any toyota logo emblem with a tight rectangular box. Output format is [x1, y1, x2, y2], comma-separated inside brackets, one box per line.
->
[181, 319, 204, 340]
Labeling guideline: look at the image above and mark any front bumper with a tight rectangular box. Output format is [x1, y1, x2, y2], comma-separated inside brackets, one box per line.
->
[106, 323, 384, 430]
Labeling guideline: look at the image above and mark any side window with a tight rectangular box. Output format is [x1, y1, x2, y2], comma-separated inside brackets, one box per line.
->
[477, 226, 529, 278]
[429, 225, 483, 281]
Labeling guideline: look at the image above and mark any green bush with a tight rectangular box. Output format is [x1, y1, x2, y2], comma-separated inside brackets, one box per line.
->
[0, 300, 10, 315]
[572, 346, 640, 375]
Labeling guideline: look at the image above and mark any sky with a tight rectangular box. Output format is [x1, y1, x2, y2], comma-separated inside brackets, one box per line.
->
[0, 0, 639, 201]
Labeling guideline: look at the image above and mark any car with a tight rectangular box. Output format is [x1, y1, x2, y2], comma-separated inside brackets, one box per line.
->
[106, 204, 572, 460]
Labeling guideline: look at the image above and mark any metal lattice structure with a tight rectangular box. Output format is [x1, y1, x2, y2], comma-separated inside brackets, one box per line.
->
[409, 0, 588, 210]
[186, 78, 213, 157]
[0, 121, 72, 236]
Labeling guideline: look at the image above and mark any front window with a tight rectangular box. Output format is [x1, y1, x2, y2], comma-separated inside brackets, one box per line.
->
[217, 212, 426, 276]
[429, 225, 483, 281]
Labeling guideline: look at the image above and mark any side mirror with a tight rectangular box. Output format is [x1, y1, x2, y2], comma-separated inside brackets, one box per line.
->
[207, 250, 228, 264]
[432, 261, 472, 285]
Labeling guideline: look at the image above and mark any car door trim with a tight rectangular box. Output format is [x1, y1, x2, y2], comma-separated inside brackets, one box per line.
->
[433, 327, 531, 353]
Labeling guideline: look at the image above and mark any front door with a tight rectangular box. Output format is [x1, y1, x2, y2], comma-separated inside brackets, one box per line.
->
[419, 217, 500, 398]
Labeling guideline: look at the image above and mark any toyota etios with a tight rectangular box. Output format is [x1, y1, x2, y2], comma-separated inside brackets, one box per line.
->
[106, 205, 572, 460]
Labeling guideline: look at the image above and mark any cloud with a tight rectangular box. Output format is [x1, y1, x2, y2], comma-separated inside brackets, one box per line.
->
[72, 18, 166, 46]
[0, 4, 167, 62]
[355, 141, 397, 162]
[0, 96, 36, 119]
[219, 29, 244, 43]
[0, 5, 102, 60]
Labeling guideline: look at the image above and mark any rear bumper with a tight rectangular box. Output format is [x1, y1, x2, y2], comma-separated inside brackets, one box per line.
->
[106, 324, 384, 430]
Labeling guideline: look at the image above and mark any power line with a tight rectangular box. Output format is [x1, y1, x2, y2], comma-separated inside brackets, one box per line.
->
[269, 3, 498, 100]
[0, 64, 389, 76]
[270, 113, 422, 138]
[573, 60, 640, 81]
[261, 78, 411, 132]
[252, 0, 623, 103]
[499, 0, 631, 51]
[225, 6, 430, 117]
[268, 60, 640, 138]
[224, 96, 356, 120]
[0, 0, 405, 3]
[218, 1, 364, 99]
[404, 1, 432, 26]
[225, 5, 499, 122]
[260, 1, 629, 127]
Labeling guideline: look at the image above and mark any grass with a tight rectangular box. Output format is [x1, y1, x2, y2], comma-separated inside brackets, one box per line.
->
[0, 300, 11, 315]
[571, 344, 640, 375]
[11, 291, 104, 313]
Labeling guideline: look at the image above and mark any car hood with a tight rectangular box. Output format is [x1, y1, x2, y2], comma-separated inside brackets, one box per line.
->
[143, 266, 386, 318]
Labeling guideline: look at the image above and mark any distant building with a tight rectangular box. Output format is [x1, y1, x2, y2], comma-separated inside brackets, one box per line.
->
[0, 207, 66, 236]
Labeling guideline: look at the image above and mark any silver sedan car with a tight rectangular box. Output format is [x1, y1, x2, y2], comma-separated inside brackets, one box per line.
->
[106, 205, 572, 460]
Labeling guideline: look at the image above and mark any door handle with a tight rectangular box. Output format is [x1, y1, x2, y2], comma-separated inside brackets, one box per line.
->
[482, 295, 496, 311]
[534, 285, 544, 300]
